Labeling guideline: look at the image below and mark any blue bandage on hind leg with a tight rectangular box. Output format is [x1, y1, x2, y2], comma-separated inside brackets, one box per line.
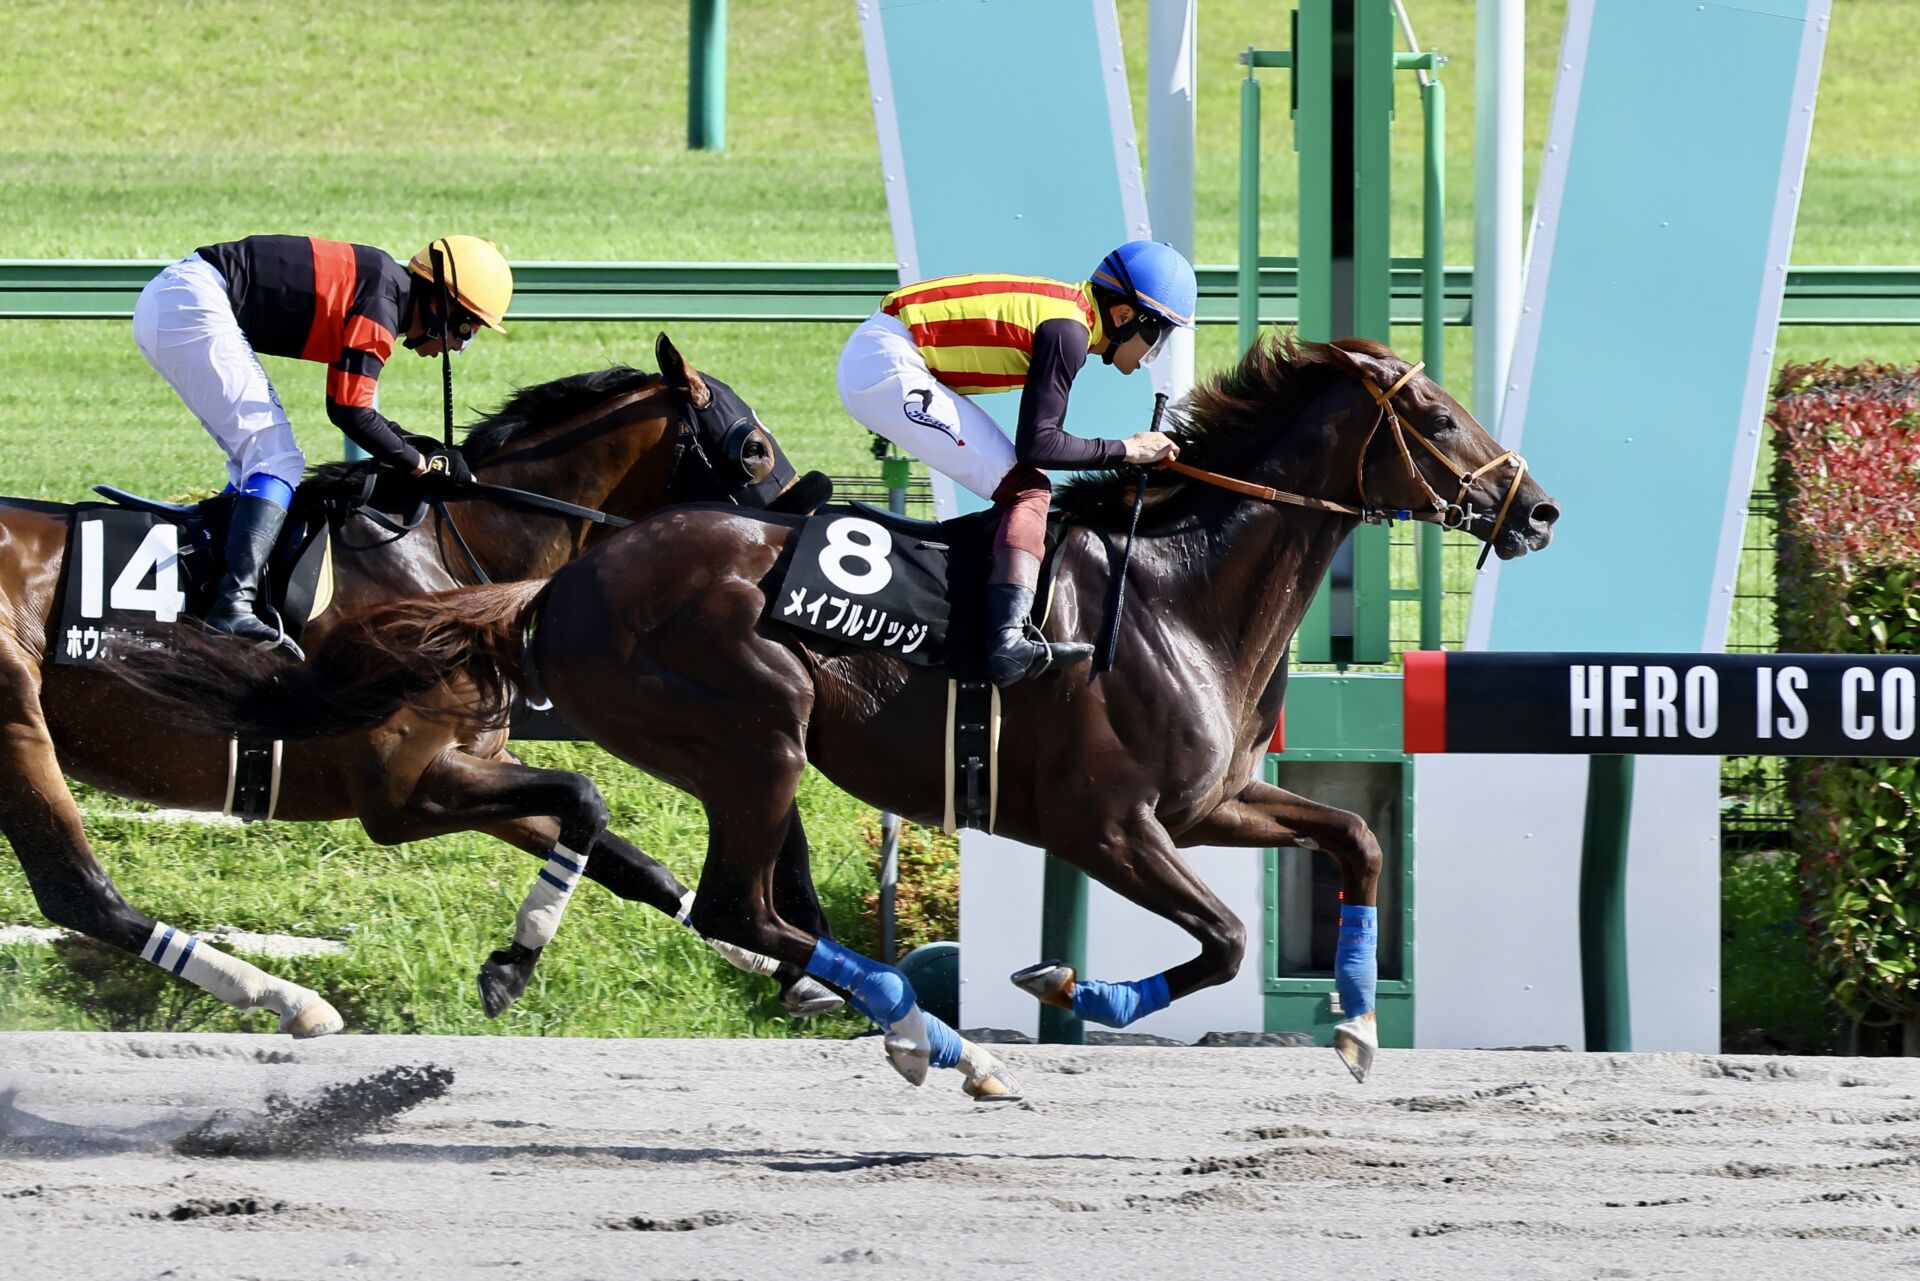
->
[805, 938, 915, 1027]
[1335, 903, 1378, 1019]
[240, 472, 293, 510]
[1070, 973, 1171, 1028]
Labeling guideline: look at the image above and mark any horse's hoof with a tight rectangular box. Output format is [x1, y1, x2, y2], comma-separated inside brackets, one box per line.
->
[963, 1063, 1024, 1101]
[779, 976, 845, 1018]
[279, 996, 344, 1039]
[1010, 960, 1076, 1011]
[883, 1005, 932, 1086]
[477, 944, 539, 1019]
[1332, 1012, 1378, 1084]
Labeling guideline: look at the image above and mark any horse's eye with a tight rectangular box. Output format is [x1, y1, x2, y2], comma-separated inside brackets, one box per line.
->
[1431, 413, 1456, 435]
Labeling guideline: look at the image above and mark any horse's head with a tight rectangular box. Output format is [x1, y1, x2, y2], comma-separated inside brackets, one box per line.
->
[1324, 340, 1558, 561]
[653, 332, 802, 509]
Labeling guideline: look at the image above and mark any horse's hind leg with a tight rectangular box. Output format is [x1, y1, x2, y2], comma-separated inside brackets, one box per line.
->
[1177, 779, 1384, 1081]
[0, 677, 340, 1035]
[381, 746, 837, 1016]
[1011, 806, 1246, 1036]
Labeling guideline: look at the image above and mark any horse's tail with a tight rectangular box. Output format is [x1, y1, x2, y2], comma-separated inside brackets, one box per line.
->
[112, 579, 550, 741]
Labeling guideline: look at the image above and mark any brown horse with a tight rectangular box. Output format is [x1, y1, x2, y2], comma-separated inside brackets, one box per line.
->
[0, 334, 838, 1036]
[114, 335, 1557, 1093]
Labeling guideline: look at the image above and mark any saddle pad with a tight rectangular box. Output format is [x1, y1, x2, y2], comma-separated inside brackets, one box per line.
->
[772, 508, 954, 666]
[54, 507, 205, 666]
[55, 503, 332, 667]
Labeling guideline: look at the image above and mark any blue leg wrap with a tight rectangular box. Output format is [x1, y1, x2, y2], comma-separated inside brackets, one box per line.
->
[240, 472, 293, 510]
[923, 1011, 964, 1070]
[1070, 973, 1172, 1028]
[806, 938, 916, 1027]
[1335, 903, 1378, 1019]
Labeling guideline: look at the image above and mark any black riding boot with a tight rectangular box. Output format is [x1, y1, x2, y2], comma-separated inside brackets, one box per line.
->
[984, 581, 1093, 687]
[204, 495, 304, 660]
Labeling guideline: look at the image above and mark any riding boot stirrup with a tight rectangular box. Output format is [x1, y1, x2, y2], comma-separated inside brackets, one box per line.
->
[984, 582, 1091, 687]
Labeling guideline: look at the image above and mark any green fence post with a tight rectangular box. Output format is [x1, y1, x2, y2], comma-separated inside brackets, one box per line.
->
[1419, 75, 1446, 650]
[689, 0, 726, 151]
[1580, 753, 1635, 1051]
[1237, 53, 1261, 353]
[1037, 855, 1089, 1045]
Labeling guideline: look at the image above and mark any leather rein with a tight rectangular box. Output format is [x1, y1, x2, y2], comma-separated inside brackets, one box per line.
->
[1161, 361, 1528, 567]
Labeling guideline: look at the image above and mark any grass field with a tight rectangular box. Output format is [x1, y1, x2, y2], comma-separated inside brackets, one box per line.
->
[2, 1, 1916, 1036]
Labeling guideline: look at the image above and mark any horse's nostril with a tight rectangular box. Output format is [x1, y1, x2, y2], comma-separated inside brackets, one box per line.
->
[1530, 501, 1561, 528]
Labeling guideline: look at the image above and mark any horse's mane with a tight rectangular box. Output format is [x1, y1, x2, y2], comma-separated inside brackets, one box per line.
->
[1055, 333, 1386, 524]
[305, 365, 660, 493]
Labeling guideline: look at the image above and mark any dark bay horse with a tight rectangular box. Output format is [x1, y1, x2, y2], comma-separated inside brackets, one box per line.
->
[0, 334, 836, 1036]
[115, 336, 1558, 1093]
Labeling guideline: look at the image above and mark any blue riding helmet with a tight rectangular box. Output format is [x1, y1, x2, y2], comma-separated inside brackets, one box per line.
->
[1091, 240, 1197, 366]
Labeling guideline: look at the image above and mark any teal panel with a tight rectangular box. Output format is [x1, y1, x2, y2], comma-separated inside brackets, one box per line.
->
[1485, 0, 1814, 650]
[876, 0, 1155, 511]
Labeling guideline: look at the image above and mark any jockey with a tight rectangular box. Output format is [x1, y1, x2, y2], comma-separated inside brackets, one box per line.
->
[837, 240, 1194, 686]
[132, 234, 513, 653]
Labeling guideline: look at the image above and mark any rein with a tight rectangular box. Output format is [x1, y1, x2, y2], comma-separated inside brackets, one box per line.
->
[1159, 360, 1528, 566]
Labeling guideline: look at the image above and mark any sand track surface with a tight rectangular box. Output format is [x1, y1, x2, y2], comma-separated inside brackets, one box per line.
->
[2, 1032, 1918, 1279]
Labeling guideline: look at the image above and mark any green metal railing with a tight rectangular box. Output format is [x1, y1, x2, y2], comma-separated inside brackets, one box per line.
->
[4, 260, 1915, 325]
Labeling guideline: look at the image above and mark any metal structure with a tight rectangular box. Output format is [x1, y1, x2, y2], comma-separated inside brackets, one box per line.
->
[4, 260, 1912, 325]
[689, 0, 726, 151]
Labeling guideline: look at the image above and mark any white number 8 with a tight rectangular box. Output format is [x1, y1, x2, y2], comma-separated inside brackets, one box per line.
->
[818, 517, 893, 596]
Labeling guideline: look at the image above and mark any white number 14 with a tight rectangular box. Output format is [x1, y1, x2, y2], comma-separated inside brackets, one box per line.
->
[79, 520, 187, 623]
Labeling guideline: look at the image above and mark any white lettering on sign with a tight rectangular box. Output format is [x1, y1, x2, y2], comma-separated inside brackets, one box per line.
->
[1685, 666, 1718, 737]
[1887, 668, 1916, 740]
[1609, 666, 1639, 738]
[1570, 665, 1604, 736]
[1569, 664, 1720, 739]
[1840, 666, 1917, 742]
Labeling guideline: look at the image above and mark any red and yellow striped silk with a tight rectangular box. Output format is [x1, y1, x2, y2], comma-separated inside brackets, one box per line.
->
[881, 274, 1103, 395]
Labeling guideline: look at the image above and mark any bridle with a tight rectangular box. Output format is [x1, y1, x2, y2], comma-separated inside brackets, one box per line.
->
[1162, 359, 1529, 568]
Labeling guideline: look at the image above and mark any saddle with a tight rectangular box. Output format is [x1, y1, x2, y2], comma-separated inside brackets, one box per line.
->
[766, 501, 1070, 833]
[53, 486, 334, 668]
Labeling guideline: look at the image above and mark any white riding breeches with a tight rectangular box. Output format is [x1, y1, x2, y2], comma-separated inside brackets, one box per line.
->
[836, 311, 1017, 502]
[132, 255, 306, 489]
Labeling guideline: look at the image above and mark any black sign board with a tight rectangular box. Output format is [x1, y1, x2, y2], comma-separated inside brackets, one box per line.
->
[1405, 651, 1920, 757]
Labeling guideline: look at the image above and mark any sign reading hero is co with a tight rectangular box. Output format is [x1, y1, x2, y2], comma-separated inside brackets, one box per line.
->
[1403, 652, 1920, 757]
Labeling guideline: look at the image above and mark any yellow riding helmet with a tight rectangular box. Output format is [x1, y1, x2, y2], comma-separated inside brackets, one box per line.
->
[408, 235, 513, 332]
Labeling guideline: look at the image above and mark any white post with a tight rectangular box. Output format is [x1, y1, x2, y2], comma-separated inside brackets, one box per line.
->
[1474, 0, 1524, 434]
[1148, 0, 1198, 398]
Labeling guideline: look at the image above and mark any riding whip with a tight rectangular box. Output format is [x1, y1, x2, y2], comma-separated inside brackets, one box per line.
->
[1098, 391, 1166, 673]
[431, 241, 455, 448]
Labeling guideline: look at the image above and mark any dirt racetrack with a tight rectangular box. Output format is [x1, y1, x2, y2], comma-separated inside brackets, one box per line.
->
[2, 1032, 1918, 1279]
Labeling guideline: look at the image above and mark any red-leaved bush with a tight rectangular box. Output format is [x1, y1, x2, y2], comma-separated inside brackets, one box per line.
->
[1772, 361, 1920, 1051]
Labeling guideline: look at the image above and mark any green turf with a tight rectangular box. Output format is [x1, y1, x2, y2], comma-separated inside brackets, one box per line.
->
[2, 0, 1916, 1035]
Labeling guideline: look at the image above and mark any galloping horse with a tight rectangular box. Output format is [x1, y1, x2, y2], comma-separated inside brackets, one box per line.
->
[114, 336, 1558, 1093]
[0, 334, 837, 1036]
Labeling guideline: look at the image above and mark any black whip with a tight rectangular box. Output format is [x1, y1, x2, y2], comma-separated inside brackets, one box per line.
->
[1098, 391, 1167, 673]
[431, 241, 455, 448]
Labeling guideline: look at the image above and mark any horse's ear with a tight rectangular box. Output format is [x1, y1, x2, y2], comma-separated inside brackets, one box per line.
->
[655, 332, 711, 407]
[1326, 339, 1404, 394]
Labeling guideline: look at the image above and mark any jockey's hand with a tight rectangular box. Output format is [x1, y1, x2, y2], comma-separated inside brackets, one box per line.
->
[417, 442, 474, 487]
[1123, 431, 1181, 466]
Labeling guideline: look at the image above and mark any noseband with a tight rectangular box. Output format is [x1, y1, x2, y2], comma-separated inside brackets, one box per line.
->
[1163, 359, 1528, 568]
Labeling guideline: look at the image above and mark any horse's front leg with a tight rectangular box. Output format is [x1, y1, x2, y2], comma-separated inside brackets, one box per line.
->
[1179, 779, 1384, 1082]
[1010, 805, 1247, 1030]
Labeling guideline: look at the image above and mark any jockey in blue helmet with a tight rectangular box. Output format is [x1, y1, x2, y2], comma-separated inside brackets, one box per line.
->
[836, 239, 1197, 685]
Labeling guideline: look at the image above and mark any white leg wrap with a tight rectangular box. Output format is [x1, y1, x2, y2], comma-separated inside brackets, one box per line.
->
[514, 844, 585, 950]
[143, 921, 311, 1017]
[705, 935, 784, 978]
[675, 889, 696, 925]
